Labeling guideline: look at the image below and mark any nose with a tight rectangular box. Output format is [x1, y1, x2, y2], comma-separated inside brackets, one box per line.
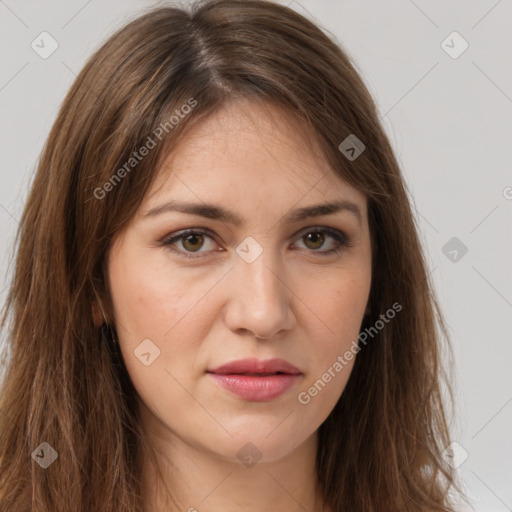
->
[223, 248, 296, 340]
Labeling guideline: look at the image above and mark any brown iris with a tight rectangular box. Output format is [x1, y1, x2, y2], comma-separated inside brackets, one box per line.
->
[303, 232, 324, 250]
[182, 233, 205, 252]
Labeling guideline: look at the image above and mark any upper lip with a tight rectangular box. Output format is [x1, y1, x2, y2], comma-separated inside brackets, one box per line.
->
[207, 358, 302, 375]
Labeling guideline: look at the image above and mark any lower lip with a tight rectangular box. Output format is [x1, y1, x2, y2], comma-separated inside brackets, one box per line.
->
[207, 373, 301, 402]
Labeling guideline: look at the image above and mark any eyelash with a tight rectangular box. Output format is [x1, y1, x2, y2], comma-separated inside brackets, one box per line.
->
[160, 226, 353, 259]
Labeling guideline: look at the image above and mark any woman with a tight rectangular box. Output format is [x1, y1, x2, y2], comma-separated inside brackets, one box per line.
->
[0, 0, 464, 510]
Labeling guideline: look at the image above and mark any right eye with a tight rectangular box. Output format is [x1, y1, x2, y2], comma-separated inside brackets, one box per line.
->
[160, 228, 222, 258]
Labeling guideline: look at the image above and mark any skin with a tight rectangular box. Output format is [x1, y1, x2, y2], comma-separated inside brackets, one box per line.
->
[103, 98, 372, 512]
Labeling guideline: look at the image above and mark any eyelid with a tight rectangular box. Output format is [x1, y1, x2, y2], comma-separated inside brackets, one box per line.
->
[160, 225, 352, 258]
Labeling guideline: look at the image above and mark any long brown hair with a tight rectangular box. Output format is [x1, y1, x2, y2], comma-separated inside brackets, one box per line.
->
[0, 0, 464, 510]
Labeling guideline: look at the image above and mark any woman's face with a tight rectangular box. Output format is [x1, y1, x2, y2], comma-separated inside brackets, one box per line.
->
[107, 99, 372, 465]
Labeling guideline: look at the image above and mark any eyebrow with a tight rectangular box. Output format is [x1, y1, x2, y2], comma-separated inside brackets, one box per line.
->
[143, 199, 362, 227]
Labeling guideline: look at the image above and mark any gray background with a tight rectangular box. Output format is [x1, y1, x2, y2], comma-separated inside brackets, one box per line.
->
[1, 1, 511, 510]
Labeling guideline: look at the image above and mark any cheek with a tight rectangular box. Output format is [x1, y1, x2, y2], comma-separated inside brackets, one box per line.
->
[296, 269, 369, 408]
[108, 260, 208, 411]
[108, 252, 219, 384]
[109, 252, 194, 340]
[311, 270, 370, 344]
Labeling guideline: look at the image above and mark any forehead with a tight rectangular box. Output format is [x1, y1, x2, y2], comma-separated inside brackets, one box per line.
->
[142, 98, 367, 215]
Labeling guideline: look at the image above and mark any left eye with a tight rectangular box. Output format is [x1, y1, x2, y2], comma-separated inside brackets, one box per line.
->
[161, 227, 349, 258]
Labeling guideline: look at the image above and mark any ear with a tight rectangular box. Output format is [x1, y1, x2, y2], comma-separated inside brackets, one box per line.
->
[92, 300, 104, 328]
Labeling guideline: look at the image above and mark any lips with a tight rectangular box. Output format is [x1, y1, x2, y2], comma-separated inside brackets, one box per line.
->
[207, 358, 302, 402]
[207, 357, 301, 376]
